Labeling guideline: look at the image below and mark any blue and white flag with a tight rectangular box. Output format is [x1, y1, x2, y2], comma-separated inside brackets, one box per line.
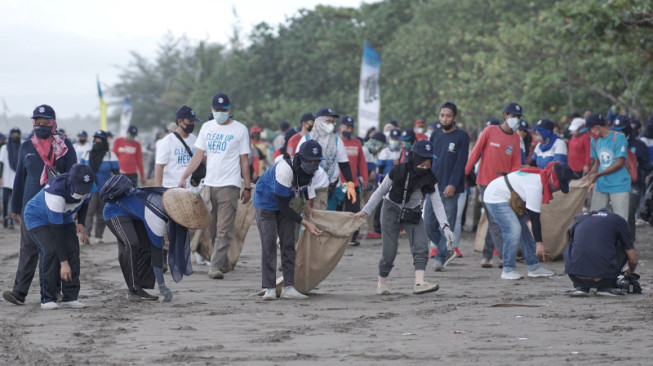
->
[119, 96, 132, 137]
[357, 41, 381, 137]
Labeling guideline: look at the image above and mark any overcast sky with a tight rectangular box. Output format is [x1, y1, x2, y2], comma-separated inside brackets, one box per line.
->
[0, 0, 374, 118]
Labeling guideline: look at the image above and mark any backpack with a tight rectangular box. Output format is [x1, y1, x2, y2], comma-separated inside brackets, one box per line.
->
[100, 174, 136, 203]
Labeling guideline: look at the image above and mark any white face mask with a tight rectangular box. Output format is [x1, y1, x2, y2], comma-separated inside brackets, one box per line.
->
[71, 192, 88, 200]
[507, 117, 520, 130]
[415, 127, 425, 134]
[213, 111, 229, 125]
[324, 123, 335, 134]
[384, 131, 391, 138]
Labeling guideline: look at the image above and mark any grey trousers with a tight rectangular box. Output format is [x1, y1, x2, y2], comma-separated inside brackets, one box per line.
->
[379, 199, 429, 277]
[208, 186, 240, 272]
[480, 185, 504, 260]
[255, 208, 296, 288]
[85, 193, 107, 238]
[590, 191, 629, 222]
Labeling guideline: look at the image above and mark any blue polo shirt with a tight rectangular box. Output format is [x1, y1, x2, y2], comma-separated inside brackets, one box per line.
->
[430, 128, 470, 194]
[24, 174, 89, 230]
[590, 131, 630, 193]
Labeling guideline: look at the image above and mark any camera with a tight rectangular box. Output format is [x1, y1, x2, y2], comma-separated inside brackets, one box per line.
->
[615, 272, 642, 294]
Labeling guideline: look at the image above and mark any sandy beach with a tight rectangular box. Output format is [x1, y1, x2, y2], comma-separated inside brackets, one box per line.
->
[1, 222, 651, 365]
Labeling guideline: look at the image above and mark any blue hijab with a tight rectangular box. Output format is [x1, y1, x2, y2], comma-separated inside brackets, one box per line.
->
[537, 128, 558, 152]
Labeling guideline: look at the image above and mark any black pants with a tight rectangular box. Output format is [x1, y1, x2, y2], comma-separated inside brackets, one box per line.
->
[255, 208, 296, 289]
[106, 216, 159, 292]
[29, 223, 80, 303]
[2, 188, 12, 224]
[337, 187, 361, 241]
[11, 220, 41, 298]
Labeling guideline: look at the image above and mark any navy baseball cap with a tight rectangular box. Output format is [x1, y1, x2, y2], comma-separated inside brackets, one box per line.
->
[284, 128, 298, 142]
[127, 125, 138, 136]
[77, 130, 88, 137]
[503, 102, 524, 116]
[400, 128, 416, 141]
[340, 116, 355, 126]
[611, 115, 630, 130]
[553, 162, 574, 194]
[176, 105, 201, 122]
[371, 132, 387, 143]
[486, 116, 500, 126]
[68, 164, 96, 194]
[300, 112, 315, 123]
[517, 119, 530, 131]
[10, 127, 20, 135]
[389, 129, 401, 139]
[93, 130, 108, 140]
[212, 93, 230, 110]
[583, 113, 606, 131]
[315, 107, 339, 118]
[388, 120, 399, 127]
[106, 131, 113, 138]
[631, 119, 641, 130]
[298, 140, 324, 161]
[32, 104, 55, 119]
[411, 139, 435, 158]
[534, 119, 555, 131]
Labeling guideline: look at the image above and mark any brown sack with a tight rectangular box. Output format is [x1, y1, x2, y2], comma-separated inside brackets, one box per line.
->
[473, 180, 588, 260]
[277, 210, 362, 295]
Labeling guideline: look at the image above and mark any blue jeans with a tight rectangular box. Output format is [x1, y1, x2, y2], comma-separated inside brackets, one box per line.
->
[484, 202, 540, 273]
[424, 192, 459, 264]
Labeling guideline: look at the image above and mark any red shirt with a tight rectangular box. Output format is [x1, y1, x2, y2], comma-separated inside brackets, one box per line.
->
[286, 133, 304, 157]
[567, 133, 591, 173]
[339, 137, 368, 187]
[465, 125, 521, 186]
[112, 137, 144, 176]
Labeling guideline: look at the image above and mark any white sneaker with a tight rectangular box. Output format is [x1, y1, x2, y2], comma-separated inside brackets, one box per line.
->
[528, 267, 555, 278]
[433, 260, 444, 272]
[262, 288, 277, 301]
[60, 300, 87, 309]
[41, 302, 59, 310]
[376, 285, 390, 295]
[501, 271, 523, 280]
[280, 287, 309, 300]
[194, 252, 208, 265]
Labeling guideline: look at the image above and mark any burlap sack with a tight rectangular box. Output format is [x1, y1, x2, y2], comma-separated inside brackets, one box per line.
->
[473, 180, 588, 260]
[275, 210, 363, 295]
[191, 185, 256, 272]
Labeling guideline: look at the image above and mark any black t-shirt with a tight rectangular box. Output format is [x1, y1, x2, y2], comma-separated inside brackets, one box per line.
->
[564, 210, 633, 278]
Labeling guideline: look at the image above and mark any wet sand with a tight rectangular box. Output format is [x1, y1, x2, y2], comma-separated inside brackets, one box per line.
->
[1, 223, 651, 365]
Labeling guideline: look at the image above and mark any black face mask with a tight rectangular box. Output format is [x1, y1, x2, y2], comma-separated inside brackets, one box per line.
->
[182, 123, 195, 134]
[92, 141, 105, 151]
[300, 160, 320, 175]
[342, 131, 352, 139]
[442, 123, 454, 131]
[78, 139, 87, 144]
[11, 136, 20, 142]
[307, 125, 314, 132]
[33, 125, 52, 139]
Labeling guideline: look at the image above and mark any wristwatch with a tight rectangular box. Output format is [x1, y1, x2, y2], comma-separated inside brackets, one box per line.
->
[244, 187, 252, 192]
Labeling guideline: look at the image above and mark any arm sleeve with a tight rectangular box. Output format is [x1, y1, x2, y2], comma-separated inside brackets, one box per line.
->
[448, 133, 469, 188]
[64, 139, 78, 171]
[11, 144, 27, 214]
[527, 209, 542, 242]
[77, 202, 89, 226]
[339, 161, 353, 182]
[358, 144, 368, 185]
[50, 223, 69, 262]
[465, 128, 487, 175]
[362, 174, 393, 215]
[276, 194, 303, 224]
[155, 139, 169, 164]
[429, 184, 450, 228]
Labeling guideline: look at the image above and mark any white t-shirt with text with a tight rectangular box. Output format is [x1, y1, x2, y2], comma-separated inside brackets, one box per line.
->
[155, 132, 197, 188]
[195, 120, 250, 188]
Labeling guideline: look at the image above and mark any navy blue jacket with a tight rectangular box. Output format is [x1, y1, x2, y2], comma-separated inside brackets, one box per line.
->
[629, 137, 653, 190]
[11, 137, 77, 215]
[430, 128, 470, 194]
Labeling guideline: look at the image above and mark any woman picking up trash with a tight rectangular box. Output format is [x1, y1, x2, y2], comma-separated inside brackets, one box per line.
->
[355, 139, 455, 295]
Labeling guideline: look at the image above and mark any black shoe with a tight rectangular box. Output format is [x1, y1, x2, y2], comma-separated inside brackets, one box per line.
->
[136, 289, 159, 301]
[3, 291, 25, 305]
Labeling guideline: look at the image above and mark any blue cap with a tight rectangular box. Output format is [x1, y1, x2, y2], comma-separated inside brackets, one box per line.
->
[77, 130, 88, 137]
[68, 164, 96, 194]
[371, 132, 387, 143]
[517, 119, 529, 131]
[486, 116, 500, 126]
[300, 112, 315, 123]
[340, 116, 355, 126]
[411, 139, 435, 158]
[315, 107, 339, 118]
[503, 102, 524, 116]
[400, 128, 416, 141]
[212, 93, 230, 110]
[127, 125, 138, 136]
[611, 115, 630, 130]
[298, 140, 324, 161]
[388, 120, 399, 127]
[93, 130, 108, 140]
[32, 104, 56, 119]
[534, 119, 555, 131]
[583, 113, 606, 132]
[389, 129, 401, 139]
[553, 162, 574, 194]
[176, 105, 201, 122]
[10, 127, 20, 135]
[284, 128, 298, 142]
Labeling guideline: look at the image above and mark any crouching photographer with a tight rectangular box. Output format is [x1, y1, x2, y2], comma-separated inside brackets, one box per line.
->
[564, 209, 639, 296]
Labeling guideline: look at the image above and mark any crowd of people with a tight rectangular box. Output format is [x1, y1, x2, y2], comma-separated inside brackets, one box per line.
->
[2, 95, 650, 309]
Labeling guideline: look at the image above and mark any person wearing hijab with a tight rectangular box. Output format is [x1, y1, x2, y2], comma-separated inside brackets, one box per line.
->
[640, 115, 653, 162]
[23, 164, 94, 309]
[80, 130, 120, 244]
[253, 140, 325, 300]
[529, 119, 568, 169]
[356, 139, 455, 295]
[0, 127, 21, 228]
[3, 105, 77, 306]
[483, 161, 573, 279]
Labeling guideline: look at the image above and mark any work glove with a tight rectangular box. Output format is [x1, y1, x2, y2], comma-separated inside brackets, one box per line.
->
[346, 182, 357, 204]
[443, 225, 455, 251]
[159, 284, 173, 302]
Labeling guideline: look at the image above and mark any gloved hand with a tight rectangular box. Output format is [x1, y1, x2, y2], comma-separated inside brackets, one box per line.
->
[159, 284, 173, 302]
[346, 182, 356, 204]
[443, 225, 455, 250]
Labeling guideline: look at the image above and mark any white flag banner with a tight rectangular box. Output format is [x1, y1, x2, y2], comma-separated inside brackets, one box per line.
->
[119, 96, 132, 136]
[357, 41, 381, 138]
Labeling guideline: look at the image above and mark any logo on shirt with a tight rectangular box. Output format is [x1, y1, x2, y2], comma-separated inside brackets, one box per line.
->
[490, 142, 500, 148]
[506, 146, 513, 155]
[598, 147, 616, 168]
[448, 142, 455, 152]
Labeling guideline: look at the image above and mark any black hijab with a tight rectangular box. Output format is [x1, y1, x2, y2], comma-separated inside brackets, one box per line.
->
[387, 152, 437, 204]
[7, 129, 21, 171]
[89, 138, 109, 173]
[287, 153, 314, 189]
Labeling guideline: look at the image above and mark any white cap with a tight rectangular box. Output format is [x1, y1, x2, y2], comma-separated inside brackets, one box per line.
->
[569, 118, 585, 132]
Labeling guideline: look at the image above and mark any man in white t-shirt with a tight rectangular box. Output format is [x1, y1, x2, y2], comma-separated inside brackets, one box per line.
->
[73, 131, 91, 163]
[179, 93, 251, 280]
[155, 106, 200, 188]
[295, 107, 356, 211]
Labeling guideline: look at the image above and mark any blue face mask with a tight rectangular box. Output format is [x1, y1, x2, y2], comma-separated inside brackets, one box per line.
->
[213, 111, 229, 125]
[34, 125, 52, 139]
